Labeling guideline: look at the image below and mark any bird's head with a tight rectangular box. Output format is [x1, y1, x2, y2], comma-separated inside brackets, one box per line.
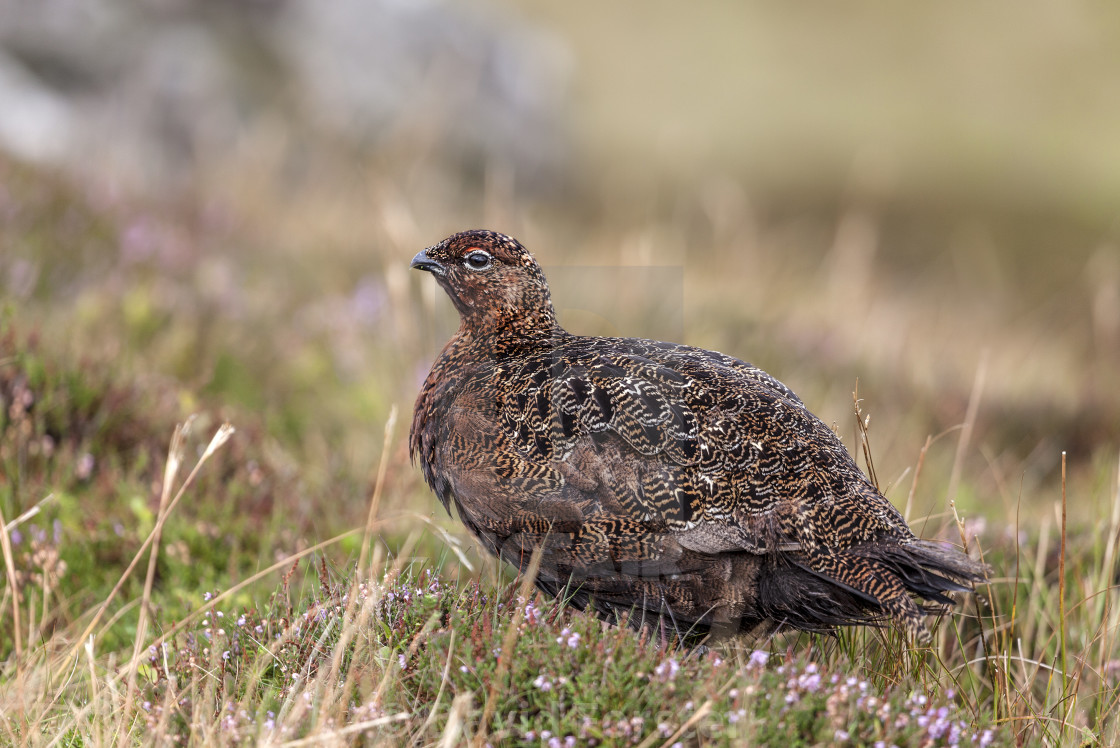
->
[411, 230, 559, 339]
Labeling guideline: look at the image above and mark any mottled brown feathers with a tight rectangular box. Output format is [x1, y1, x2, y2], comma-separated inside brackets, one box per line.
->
[410, 229, 987, 643]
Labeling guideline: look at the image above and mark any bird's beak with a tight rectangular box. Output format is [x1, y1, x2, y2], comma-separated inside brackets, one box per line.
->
[410, 250, 445, 275]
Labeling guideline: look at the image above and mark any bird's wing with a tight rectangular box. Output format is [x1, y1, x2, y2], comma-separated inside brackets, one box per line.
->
[491, 338, 913, 557]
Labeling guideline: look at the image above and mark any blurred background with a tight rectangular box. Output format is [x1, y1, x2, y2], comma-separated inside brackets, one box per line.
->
[2, 0, 1118, 553]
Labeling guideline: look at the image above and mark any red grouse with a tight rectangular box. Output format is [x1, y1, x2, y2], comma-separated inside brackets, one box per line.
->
[410, 230, 986, 642]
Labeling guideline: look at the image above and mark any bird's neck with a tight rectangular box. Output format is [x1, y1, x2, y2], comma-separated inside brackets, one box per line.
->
[453, 293, 565, 354]
[456, 313, 568, 357]
[439, 271, 562, 348]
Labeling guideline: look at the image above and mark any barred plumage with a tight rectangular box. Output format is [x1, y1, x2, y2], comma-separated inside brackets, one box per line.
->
[410, 229, 987, 642]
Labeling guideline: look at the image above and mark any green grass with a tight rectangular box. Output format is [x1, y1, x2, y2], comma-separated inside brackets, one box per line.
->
[0, 132, 1117, 747]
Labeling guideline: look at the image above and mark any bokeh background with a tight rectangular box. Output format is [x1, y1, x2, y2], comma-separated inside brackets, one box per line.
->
[3, 0, 1119, 549]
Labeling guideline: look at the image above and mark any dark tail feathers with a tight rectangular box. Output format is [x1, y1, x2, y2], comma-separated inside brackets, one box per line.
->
[762, 539, 988, 640]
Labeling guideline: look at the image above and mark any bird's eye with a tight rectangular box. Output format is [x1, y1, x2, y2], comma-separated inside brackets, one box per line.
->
[464, 250, 492, 270]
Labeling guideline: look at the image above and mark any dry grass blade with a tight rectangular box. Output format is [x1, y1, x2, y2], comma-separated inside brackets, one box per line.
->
[412, 514, 475, 573]
[1059, 450, 1069, 731]
[904, 435, 932, 522]
[852, 383, 879, 490]
[418, 628, 457, 738]
[276, 712, 410, 746]
[0, 501, 24, 666]
[359, 405, 398, 579]
[67, 421, 235, 668]
[655, 699, 713, 748]
[121, 417, 192, 742]
[2, 494, 53, 533]
[440, 691, 474, 748]
[947, 352, 987, 505]
[1, 493, 56, 673]
[472, 546, 545, 748]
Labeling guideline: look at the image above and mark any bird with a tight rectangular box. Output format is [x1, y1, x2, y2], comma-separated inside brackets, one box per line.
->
[409, 229, 987, 643]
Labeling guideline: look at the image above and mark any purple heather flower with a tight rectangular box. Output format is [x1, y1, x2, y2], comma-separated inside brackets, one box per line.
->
[524, 601, 540, 626]
[800, 673, 822, 692]
[76, 453, 95, 480]
[556, 627, 581, 649]
[655, 659, 680, 681]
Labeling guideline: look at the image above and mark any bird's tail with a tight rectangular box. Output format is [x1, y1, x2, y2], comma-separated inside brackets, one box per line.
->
[758, 540, 989, 641]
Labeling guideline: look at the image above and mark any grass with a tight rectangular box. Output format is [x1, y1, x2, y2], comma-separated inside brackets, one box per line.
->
[0, 122, 1118, 747]
[3, 361, 1114, 746]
